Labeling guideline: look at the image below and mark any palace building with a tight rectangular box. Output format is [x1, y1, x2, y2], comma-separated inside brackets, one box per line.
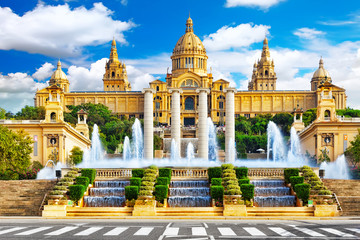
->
[34, 17, 347, 126]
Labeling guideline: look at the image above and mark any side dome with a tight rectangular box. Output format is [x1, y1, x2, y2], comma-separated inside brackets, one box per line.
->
[173, 17, 206, 55]
[49, 60, 67, 85]
[313, 58, 331, 78]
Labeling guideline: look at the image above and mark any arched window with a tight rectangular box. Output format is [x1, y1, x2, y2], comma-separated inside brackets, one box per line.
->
[324, 110, 331, 118]
[156, 86, 159, 91]
[265, 70, 269, 76]
[185, 97, 195, 110]
[50, 112, 56, 122]
[220, 85, 223, 91]
[112, 72, 115, 77]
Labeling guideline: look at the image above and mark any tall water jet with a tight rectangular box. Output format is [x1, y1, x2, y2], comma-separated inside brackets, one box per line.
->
[288, 127, 302, 162]
[186, 142, 195, 164]
[123, 136, 131, 161]
[171, 138, 179, 160]
[267, 121, 286, 161]
[131, 118, 143, 160]
[208, 117, 218, 161]
[320, 154, 350, 179]
[87, 124, 105, 163]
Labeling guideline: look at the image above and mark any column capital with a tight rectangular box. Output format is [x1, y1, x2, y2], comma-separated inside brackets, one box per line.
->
[142, 88, 156, 94]
[223, 87, 237, 94]
[168, 88, 183, 94]
[196, 88, 210, 94]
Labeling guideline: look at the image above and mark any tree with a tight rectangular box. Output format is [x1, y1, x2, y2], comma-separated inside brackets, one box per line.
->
[345, 129, 360, 167]
[69, 146, 84, 165]
[303, 108, 317, 126]
[154, 135, 162, 150]
[318, 147, 330, 163]
[272, 113, 293, 135]
[0, 125, 33, 172]
[15, 106, 45, 120]
[0, 107, 6, 119]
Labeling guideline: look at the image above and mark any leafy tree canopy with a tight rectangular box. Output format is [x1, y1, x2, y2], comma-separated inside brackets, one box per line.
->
[345, 129, 360, 167]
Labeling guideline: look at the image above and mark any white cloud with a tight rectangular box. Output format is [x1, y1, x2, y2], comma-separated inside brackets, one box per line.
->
[0, 3, 135, 57]
[121, 0, 128, 6]
[203, 24, 270, 51]
[126, 65, 156, 90]
[294, 28, 325, 40]
[32, 62, 55, 81]
[225, 0, 285, 10]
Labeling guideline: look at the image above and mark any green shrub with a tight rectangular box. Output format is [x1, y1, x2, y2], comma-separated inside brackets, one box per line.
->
[125, 186, 139, 200]
[311, 180, 322, 186]
[132, 169, 145, 178]
[60, 177, 73, 182]
[289, 176, 304, 189]
[154, 185, 168, 203]
[225, 180, 238, 186]
[65, 173, 76, 178]
[156, 177, 169, 185]
[211, 178, 222, 186]
[31, 161, 44, 170]
[0, 170, 19, 180]
[49, 190, 64, 195]
[144, 169, 157, 175]
[130, 177, 142, 187]
[241, 184, 255, 201]
[58, 181, 72, 186]
[159, 168, 172, 180]
[223, 173, 236, 178]
[225, 189, 241, 195]
[139, 190, 152, 196]
[149, 165, 158, 170]
[211, 186, 224, 200]
[75, 176, 89, 187]
[53, 186, 67, 191]
[227, 184, 240, 190]
[140, 186, 154, 191]
[222, 177, 233, 182]
[235, 167, 248, 179]
[313, 184, 324, 190]
[81, 169, 96, 185]
[294, 183, 311, 203]
[221, 164, 234, 170]
[208, 167, 222, 181]
[141, 181, 154, 186]
[318, 190, 332, 195]
[284, 168, 299, 184]
[238, 178, 250, 186]
[69, 185, 85, 204]
[142, 176, 156, 182]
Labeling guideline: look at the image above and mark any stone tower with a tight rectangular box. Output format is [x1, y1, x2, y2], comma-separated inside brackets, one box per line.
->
[103, 38, 131, 91]
[49, 60, 69, 92]
[248, 37, 277, 90]
[311, 58, 332, 91]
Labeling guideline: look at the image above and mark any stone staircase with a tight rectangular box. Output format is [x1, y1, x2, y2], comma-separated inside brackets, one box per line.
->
[247, 207, 314, 216]
[67, 207, 133, 217]
[0, 180, 56, 216]
[156, 207, 223, 216]
[322, 179, 360, 216]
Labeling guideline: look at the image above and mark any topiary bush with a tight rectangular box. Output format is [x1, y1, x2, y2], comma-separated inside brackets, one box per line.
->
[154, 185, 168, 203]
[156, 177, 169, 185]
[211, 186, 224, 201]
[211, 178, 222, 186]
[318, 190, 332, 195]
[235, 167, 248, 179]
[149, 165, 158, 170]
[241, 184, 254, 201]
[125, 186, 139, 200]
[81, 169, 96, 185]
[75, 176, 90, 188]
[294, 183, 311, 204]
[132, 169, 145, 178]
[60, 177, 73, 182]
[238, 178, 250, 186]
[284, 168, 299, 184]
[144, 169, 157, 175]
[289, 176, 304, 189]
[221, 164, 234, 170]
[208, 167, 222, 181]
[69, 185, 85, 205]
[130, 177, 142, 187]
[159, 168, 172, 180]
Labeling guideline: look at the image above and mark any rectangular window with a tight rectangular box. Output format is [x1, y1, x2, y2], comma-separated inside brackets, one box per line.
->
[244, 114, 250, 118]
[235, 114, 240, 118]
[33, 135, 38, 156]
[160, 113, 162, 117]
[219, 102, 224, 109]
[155, 102, 160, 109]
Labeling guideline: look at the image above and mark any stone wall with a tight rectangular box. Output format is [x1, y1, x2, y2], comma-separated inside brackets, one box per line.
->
[0, 180, 56, 216]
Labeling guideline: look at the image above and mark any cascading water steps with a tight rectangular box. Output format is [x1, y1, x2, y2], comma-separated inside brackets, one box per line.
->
[84, 180, 130, 207]
[167, 180, 211, 207]
[251, 179, 295, 207]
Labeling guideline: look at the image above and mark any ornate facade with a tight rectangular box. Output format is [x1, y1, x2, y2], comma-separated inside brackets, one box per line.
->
[35, 17, 347, 126]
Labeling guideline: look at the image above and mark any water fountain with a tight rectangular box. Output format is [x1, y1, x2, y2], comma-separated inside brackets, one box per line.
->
[88, 124, 105, 164]
[131, 118, 143, 160]
[36, 161, 66, 179]
[267, 121, 286, 162]
[170, 139, 179, 160]
[167, 180, 211, 207]
[288, 127, 302, 162]
[123, 136, 131, 161]
[186, 142, 195, 164]
[320, 154, 350, 179]
[208, 117, 218, 161]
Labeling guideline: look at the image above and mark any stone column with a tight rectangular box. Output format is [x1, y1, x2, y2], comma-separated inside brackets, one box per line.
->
[196, 88, 210, 160]
[142, 88, 156, 160]
[224, 88, 237, 162]
[169, 88, 183, 157]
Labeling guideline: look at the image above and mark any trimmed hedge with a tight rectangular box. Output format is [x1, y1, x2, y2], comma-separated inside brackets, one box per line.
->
[154, 185, 168, 203]
[221, 164, 234, 170]
[284, 168, 299, 184]
[211, 178, 222, 186]
[294, 183, 311, 203]
[75, 176, 89, 187]
[211, 186, 224, 200]
[130, 177, 142, 187]
[238, 178, 250, 186]
[81, 169, 96, 185]
[125, 186, 139, 200]
[241, 184, 255, 201]
[208, 167, 222, 181]
[132, 169, 145, 178]
[156, 177, 169, 185]
[235, 167, 248, 179]
[290, 176, 304, 189]
[159, 168, 172, 180]
[69, 185, 85, 204]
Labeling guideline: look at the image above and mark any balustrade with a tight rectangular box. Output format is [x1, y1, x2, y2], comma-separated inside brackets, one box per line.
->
[171, 168, 208, 179]
[96, 169, 132, 179]
[248, 168, 284, 178]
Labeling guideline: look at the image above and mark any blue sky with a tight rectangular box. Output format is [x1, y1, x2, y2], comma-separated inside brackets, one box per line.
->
[0, 0, 360, 112]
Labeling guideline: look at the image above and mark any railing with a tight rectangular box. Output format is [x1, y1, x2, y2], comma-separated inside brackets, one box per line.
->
[171, 168, 208, 179]
[0, 120, 42, 124]
[336, 116, 360, 122]
[96, 169, 132, 179]
[248, 168, 284, 178]
[332, 192, 342, 212]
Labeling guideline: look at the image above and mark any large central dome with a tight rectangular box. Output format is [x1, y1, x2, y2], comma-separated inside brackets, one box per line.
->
[171, 17, 208, 77]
